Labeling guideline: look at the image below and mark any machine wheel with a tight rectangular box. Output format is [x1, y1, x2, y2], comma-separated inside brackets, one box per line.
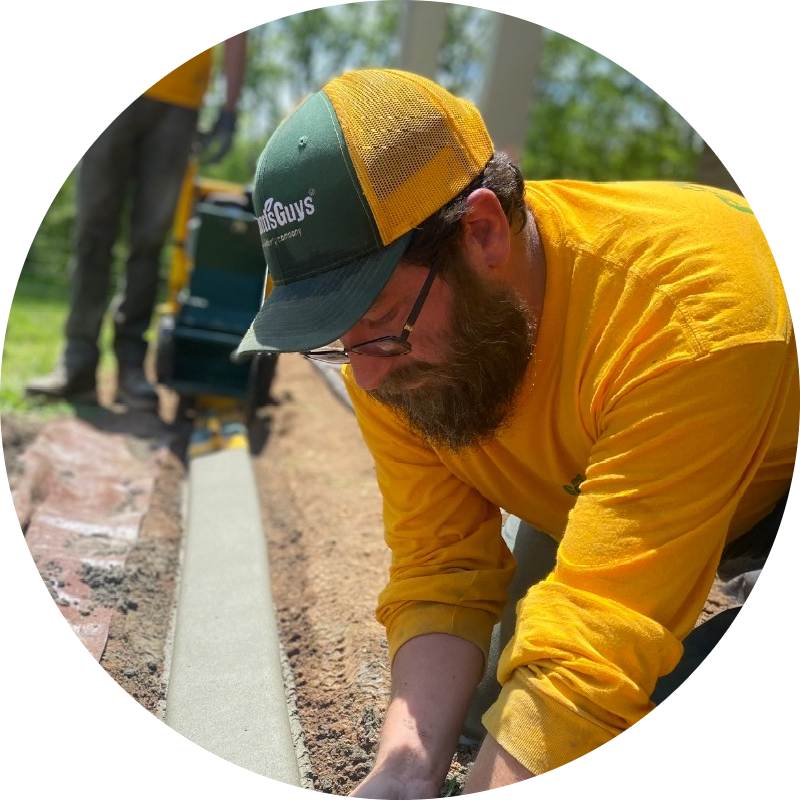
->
[249, 352, 279, 409]
[175, 393, 197, 423]
[155, 314, 176, 385]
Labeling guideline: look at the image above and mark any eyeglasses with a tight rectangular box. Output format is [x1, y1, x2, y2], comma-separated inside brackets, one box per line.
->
[303, 260, 440, 365]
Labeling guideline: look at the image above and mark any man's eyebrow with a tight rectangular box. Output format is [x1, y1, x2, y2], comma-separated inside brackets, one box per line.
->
[363, 287, 400, 321]
[362, 298, 399, 328]
[361, 264, 415, 323]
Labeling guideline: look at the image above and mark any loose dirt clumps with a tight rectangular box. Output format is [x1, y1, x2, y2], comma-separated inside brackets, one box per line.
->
[4, 353, 745, 796]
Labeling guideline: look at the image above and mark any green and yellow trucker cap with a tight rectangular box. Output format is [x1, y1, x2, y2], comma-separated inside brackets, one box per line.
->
[236, 69, 494, 358]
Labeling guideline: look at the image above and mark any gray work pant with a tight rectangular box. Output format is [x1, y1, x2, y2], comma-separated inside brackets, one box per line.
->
[63, 96, 198, 374]
[463, 497, 786, 739]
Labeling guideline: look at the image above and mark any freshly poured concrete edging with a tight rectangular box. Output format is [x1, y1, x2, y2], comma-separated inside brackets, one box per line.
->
[165, 446, 301, 786]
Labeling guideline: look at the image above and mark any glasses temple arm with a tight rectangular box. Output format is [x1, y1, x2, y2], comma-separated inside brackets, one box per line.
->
[401, 259, 441, 337]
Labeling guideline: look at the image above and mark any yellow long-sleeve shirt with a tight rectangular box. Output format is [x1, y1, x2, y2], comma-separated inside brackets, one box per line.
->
[344, 180, 798, 775]
[144, 49, 214, 110]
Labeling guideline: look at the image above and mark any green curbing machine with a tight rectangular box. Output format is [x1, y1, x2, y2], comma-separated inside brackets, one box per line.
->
[156, 170, 277, 410]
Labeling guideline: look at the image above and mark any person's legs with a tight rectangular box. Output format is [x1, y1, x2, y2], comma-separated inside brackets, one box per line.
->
[465, 495, 788, 738]
[111, 98, 197, 408]
[26, 100, 139, 399]
[650, 606, 741, 704]
[717, 569, 761, 604]
[651, 492, 788, 703]
[716, 493, 787, 582]
[462, 517, 558, 741]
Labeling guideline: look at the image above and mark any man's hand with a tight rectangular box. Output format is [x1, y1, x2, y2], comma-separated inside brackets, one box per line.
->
[197, 110, 237, 165]
[349, 634, 483, 800]
[349, 765, 439, 800]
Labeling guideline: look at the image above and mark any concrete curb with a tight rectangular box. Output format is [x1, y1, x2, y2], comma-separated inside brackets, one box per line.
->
[308, 361, 353, 412]
[163, 363, 350, 785]
[164, 445, 301, 786]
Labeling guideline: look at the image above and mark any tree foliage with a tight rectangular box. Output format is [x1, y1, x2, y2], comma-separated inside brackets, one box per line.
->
[22, 4, 706, 288]
[523, 29, 701, 181]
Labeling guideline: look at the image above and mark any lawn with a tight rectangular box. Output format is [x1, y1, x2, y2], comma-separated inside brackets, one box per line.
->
[0, 280, 115, 416]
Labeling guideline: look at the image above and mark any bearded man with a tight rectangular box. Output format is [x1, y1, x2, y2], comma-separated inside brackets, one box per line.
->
[236, 69, 797, 797]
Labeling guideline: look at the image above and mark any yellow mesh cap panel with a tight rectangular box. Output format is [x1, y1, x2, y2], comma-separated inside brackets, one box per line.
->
[323, 69, 494, 246]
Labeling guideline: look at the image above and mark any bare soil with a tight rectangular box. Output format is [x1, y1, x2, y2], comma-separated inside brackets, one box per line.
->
[3, 353, 738, 796]
[3, 354, 477, 795]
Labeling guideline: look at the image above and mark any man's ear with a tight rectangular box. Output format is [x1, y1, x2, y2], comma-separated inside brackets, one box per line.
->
[461, 188, 511, 273]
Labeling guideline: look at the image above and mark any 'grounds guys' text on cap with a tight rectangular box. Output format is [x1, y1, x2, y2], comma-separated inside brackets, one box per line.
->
[236, 69, 494, 358]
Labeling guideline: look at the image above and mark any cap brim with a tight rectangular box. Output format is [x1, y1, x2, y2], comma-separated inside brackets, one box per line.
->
[235, 230, 412, 361]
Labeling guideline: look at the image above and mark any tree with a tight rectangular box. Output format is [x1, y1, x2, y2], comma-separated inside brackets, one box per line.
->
[24, 6, 727, 289]
[522, 29, 703, 182]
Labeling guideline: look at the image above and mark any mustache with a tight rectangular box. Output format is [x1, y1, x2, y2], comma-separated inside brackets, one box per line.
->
[370, 359, 453, 396]
[363, 257, 536, 452]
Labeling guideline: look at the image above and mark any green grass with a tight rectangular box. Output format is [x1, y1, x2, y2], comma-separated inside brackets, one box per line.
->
[0, 281, 115, 417]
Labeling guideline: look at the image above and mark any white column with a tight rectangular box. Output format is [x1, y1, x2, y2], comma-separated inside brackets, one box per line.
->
[397, 0, 448, 78]
[478, 14, 543, 164]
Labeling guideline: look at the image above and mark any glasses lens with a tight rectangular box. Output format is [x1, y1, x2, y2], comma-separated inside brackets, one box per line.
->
[304, 337, 412, 363]
[303, 349, 350, 364]
[303, 347, 350, 364]
[350, 337, 412, 357]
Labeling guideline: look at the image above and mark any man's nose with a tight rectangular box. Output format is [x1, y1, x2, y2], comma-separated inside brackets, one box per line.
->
[347, 352, 396, 392]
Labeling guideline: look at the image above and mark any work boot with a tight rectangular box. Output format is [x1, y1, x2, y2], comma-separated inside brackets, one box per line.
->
[25, 363, 97, 402]
[116, 365, 159, 412]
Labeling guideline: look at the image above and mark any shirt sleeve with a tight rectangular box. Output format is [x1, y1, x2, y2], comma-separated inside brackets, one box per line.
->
[484, 340, 795, 774]
[345, 370, 516, 665]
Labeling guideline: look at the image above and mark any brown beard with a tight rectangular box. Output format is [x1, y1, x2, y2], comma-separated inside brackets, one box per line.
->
[368, 261, 534, 452]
